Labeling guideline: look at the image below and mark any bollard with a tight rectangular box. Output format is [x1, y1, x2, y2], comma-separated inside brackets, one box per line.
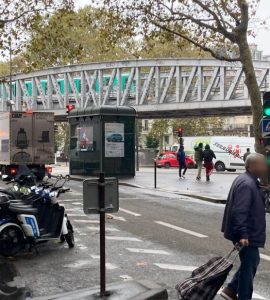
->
[154, 161, 157, 189]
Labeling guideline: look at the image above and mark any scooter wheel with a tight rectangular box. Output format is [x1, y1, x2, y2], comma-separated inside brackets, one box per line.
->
[0, 225, 24, 257]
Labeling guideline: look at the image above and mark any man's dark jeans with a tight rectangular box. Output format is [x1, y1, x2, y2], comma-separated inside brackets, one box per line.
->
[227, 246, 260, 300]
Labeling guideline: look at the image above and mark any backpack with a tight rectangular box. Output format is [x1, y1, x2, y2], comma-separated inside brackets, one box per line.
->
[203, 150, 214, 162]
[194, 147, 203, 162]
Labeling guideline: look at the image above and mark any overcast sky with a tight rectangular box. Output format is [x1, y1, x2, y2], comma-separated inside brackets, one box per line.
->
[75, 0, 270, 55]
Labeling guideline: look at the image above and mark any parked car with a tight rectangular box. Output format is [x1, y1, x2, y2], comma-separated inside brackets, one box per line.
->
[155, 152, 196, 169]
[106, 134, 123, 142]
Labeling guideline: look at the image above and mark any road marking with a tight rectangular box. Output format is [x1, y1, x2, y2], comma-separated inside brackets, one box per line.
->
[107, 214, 126, 222]
[154, 263, 196, 271]
[120, 275, 133, 281]
[217, 290, 266, 300]
[126, 248, 171, 255]
[106, 236, 142, 242]
[155, 221, 208, 238]
[119, 208, 141, 217]
[74, 220, 99, 224]
[106, 263, 118, 270]
[91, 255, 100, 259]
[72, 202, 82, 205]
[87, 226, 119, 232]
[67, 214, 85, 217]
[260, 253, 270, 261]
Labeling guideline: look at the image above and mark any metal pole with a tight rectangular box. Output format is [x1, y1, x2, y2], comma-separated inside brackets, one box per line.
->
[9, 37, 12, 111]
[136, 119, 139, 172]
[154, 161, 157, 189]
[99, 172, 106, 296]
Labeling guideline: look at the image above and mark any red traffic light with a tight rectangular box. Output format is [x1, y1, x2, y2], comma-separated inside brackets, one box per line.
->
[177, 128, 183, 137]
[66, 104, 75, 113]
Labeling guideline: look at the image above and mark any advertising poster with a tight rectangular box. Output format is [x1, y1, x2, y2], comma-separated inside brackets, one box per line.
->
[105, 123, 124, 157]
[10, 112, 33, 163]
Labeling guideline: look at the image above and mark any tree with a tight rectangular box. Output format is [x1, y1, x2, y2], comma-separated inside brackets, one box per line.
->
[149, 119, 171, 151]
[55, 122, 70, 158]
[23, 7, 137, 71]
[0, 0, 73, 55]
[171, 117, 225, 136]
[103, 0, 264, 153]
[145, 134, 159, 149]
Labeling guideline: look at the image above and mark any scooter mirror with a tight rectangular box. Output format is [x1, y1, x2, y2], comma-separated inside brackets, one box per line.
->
[65, 175, 70, 181]
[57, 174, 63, 180]
[47, 173, 52, 179]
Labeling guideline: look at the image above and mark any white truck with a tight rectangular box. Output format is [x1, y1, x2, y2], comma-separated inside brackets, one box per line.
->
[0, 111, 55, 180]
[171, 136, 255, 172]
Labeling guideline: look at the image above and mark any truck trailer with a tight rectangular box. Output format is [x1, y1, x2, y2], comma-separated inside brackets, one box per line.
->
[0, 111, 55, 180]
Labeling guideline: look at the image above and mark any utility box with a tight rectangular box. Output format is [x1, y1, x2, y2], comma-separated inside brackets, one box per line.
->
[68, 106, 136, 177]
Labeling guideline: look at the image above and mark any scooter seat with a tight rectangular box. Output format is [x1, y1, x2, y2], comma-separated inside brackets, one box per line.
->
[9, 206, 38, 215]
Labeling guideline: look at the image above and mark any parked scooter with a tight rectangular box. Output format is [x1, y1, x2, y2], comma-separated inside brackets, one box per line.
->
[0, 175, 75, 257]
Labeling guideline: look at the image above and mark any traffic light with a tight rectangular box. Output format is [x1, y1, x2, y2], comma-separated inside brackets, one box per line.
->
[66, 104, 75, 114]
[177, 128, 183, 138]
[263, 92, 270, 117]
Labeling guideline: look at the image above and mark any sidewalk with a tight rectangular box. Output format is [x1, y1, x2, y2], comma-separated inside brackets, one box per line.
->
[52, 164, 238, 203]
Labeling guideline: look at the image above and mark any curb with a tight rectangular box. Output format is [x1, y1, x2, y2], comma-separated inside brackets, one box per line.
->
[51, 175, 226, 204]
[28, 280, 168, 300]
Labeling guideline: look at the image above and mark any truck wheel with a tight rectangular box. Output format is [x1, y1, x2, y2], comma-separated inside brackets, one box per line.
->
[215, 162, 225, 172]
[164, 162, 171, 169]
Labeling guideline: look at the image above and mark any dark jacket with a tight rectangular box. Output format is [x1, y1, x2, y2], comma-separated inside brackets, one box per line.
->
[203, 149, 216, 163]
[221, 172, 266, 248]
[194, 146, 203, 162]
[177, 150, 186, 166]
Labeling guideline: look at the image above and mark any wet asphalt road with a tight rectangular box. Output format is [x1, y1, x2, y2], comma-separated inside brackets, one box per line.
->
[1, 178, 270, 300]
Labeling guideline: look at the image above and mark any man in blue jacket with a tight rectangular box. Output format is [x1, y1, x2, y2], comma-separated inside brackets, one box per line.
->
[221, 153, 267, 300]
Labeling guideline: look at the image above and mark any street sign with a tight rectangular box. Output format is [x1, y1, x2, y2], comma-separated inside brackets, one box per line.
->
[262, 118, 270, 138]
[83, 177, 119, 214]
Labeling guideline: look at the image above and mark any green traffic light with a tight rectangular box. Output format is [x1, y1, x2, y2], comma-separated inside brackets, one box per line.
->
[264, 107, 270, 116]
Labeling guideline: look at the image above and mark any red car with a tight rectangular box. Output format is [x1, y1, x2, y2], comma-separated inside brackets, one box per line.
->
[156, 152, 196, 169]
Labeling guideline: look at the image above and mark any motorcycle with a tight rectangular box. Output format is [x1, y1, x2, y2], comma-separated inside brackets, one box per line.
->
[0, 175, 75, 257]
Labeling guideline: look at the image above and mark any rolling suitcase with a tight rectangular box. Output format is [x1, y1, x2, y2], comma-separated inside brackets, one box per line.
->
[175, 246, 240, 300]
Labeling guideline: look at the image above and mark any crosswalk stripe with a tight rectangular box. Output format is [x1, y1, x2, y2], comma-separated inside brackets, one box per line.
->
[107, 214, 126, 222]
[87, 226, 119, 232]
[126, 248, 171, 255]
[106, 236, 142, 242]
[260, 253, 270, 261]
[119, 208, 141, 217]
[154, 263, 196, 271]
[67, 214, 85, 217]
[74, 220, 99, 224]
[155, 221, 208, 238]
[72, 202, 83, 205]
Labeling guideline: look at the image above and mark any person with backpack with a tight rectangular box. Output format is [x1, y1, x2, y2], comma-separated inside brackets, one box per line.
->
[194, 143, 203, 181]
[203, 144, 216, 182]
[177, 146, 187, 179]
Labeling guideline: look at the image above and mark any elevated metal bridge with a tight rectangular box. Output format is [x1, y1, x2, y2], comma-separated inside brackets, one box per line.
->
[1, 58, 269, 119]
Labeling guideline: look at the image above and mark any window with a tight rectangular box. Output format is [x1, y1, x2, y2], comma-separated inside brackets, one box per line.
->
[144, 120, 149, 131]
[164, 135, 169, 144]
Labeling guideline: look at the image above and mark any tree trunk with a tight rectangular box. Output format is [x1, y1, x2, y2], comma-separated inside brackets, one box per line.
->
[238, 37, 264, 154]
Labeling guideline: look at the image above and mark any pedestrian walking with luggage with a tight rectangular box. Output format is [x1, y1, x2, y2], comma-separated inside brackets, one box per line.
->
[203, 144, 216, 182]
[243, 148, 251, 162]
[221, 153, 267, 300]
[194, 143, 203, 181]
[177, 146, 187, 179]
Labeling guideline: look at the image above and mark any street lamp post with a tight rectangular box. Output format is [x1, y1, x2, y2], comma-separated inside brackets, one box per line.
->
[8, 36, 13, 111]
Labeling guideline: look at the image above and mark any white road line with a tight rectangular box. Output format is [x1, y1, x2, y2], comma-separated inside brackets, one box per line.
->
[72, 202, 82, 205]
[87, 226, 119, 232]
[126, 248, 171, 255]
[119, 275, 133, 281]
[217, 290, 266, 300]
[74, 220, 99, 224]
[106, 263, 118, 270]
[106, 236, 142, 242]
[155, 221, 208, 238]
[119, 208, 141, 217]
[67, 214, 85, 217]
[107, 214, 127, 222]
[91, 255, 100, 259]
[260, 253, 270, 261]
[154, 263, 196, 271]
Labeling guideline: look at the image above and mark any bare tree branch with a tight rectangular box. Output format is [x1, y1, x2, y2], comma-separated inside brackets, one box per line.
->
[151, 19, 240, 62]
